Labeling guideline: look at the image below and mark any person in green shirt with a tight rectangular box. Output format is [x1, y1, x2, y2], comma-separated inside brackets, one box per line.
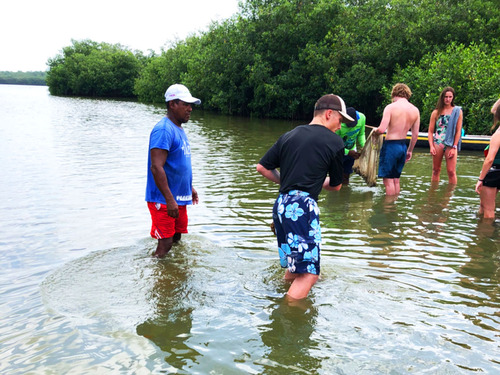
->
[335, 107, 367, 184]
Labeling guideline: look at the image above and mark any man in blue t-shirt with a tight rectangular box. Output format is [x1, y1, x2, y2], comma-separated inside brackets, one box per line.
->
[146, 84, 201, 258]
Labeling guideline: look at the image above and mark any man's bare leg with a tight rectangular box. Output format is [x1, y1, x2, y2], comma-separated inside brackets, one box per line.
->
[284, 269, 298, 281]
[154, 232, 183, 258]
[173, 232, 182, 243]
[286, 273, 319, 300]
[394, 178, 401, 195]
[342, 173, 350, 185]
[154, 237, 173, 258]
[383, 178, 400, 196]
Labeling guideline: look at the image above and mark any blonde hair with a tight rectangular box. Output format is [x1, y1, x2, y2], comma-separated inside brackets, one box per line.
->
[391, 83, 412, 100]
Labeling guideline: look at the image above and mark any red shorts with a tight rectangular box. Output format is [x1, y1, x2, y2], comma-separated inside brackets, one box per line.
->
[147, 202, 188, 239]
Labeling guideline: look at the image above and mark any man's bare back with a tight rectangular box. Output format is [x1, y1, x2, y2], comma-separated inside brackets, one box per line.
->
[376, 97, 420, 141]
[374, 83, 421, 196]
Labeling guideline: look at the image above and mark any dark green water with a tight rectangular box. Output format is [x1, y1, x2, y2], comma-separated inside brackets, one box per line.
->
[0, 85, 498, 374]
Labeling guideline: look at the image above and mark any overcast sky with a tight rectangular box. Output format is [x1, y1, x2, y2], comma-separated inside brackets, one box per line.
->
[0, 0, 241, 72]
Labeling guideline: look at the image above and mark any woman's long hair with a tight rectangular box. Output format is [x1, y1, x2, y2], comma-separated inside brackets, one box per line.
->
[491, 105, 500, 133]
[435, 86, 456, 115]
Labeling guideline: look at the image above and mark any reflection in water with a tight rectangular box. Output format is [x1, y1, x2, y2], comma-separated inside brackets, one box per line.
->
[417, 181, 456, 229]
[321, 184, 377, 256]
[369, 194, 399, 233]
[136, 246, 200, 371]
[41, 241, 156, 328]
[368, 181, 457, 256]
[324, 185, 376, 228]
[459, 221, 500, 306]
[260, 298, 320, 374]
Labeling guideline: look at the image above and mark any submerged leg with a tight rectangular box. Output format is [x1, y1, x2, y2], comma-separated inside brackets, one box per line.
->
[173, 232, 182, 243]
[286, 273, 319, 300]
[342, 173, 350, 185]
[383, 178, 399, 196]
[284, 269, 300, 281]
[154, 237, 174, 258]
[394, 178, 401, 195]
[444, 148, 458, 184]
[480, 187, 498, 219]
[431, 145, 445, 182]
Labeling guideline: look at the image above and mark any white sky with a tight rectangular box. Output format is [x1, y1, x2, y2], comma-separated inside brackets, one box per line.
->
[0, 0, 241, 72]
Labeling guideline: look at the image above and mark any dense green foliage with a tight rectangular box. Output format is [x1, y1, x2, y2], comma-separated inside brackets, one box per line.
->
[388, 43, 500, 134]
[133, 0, 500, 129]
[46, 0, 500, 133]
[0, 71, 46, 85]
[46, 40, 147, 97]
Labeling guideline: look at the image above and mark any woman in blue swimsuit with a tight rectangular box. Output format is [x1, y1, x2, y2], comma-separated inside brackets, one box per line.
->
[427, 87, 463, 184]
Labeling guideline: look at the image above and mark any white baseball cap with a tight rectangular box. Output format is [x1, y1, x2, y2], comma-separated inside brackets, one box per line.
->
[164, 84, 201, 105]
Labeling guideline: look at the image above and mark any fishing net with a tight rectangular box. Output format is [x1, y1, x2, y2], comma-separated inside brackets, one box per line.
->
[353, 128, 383, 187]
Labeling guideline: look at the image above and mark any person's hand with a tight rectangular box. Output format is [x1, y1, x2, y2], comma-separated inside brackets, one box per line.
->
[166, 198, 179, 218]
[475, 180, 483, 194]
[429, 146, 436, 156]
[406, 151, 412, 162]
[192, 187, 199, 204]
[447, 148, 456, 159]
[347, 150, 361, 159]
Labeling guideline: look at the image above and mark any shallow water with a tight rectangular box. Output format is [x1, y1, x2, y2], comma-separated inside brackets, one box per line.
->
[0, 85, 499, 374]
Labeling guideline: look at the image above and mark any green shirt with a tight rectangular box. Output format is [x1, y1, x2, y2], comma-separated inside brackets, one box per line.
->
[335, 111, 367, 155]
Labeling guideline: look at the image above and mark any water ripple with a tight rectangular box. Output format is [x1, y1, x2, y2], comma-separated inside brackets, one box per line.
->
[1, 86, 499, 374]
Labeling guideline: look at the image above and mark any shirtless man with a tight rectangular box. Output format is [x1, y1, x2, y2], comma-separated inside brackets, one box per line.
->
[373, 83, 420, 195]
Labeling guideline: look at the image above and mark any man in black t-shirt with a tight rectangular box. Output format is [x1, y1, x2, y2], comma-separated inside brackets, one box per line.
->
[256, 94, 353, 300]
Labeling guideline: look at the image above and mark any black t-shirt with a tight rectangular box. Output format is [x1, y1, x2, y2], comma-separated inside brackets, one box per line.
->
[259, 124, 344, 201]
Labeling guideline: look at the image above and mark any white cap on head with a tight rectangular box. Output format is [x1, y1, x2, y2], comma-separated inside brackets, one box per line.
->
[164, 84, 201, 105]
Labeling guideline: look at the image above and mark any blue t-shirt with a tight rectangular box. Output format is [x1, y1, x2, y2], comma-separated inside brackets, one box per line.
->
[145, 117, 193, 205]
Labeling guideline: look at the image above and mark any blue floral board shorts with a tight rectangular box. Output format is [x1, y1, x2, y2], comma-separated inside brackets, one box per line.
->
[272, 190, 321, 275]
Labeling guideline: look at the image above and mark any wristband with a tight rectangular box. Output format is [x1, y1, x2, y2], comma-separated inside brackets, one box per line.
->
[478, 179, 484, 182]
[451, 145, 457, 149]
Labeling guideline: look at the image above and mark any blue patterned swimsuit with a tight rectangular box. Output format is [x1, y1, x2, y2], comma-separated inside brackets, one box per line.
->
[272, 190, 321, 275]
